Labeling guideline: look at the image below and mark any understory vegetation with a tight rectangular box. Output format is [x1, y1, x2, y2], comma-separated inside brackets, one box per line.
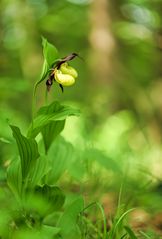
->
[0, 38, 161, 239]
[1, 1, 162, 238]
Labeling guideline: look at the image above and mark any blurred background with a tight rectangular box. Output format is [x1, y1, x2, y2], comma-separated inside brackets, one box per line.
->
[1, 0, 162, 233]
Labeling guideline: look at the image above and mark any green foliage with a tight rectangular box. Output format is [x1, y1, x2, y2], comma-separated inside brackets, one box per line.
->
[1, 0, 162, 235]
[4, 38, 82, 238]
[4, 39, 85, 238]
[41, 120, 65, 153]
[12, 227, 61, 239]
[10, 125, 39, 179]
[124, 226, 138, 239]
[7, 125, 49, 198]
[7, 157, 22, 199]
[35, 185, 65, 213]
[34, 37, 59, 95]
[28, 100, 80, 149]
[42, 37, 59, 67]
[1, 36, 158, 239]
[58, 196, 84, 239]
[46, 136, 74, 184]
[108, 208, 135, 239]
[40, 225, 61, 239]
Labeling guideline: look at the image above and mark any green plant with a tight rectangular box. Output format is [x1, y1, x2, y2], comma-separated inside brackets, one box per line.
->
[0, 37, 141, 239]
[0, 38, 84, 239]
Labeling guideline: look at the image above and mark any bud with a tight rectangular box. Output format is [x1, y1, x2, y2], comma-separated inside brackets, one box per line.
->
[60, 63, 78, 78]
[55, 70, 75, 86]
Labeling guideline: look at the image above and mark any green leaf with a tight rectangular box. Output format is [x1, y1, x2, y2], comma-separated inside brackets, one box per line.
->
[34, 59, 49, 96]
[42, 121, 65, 153]
[24, 193, 53, 217]
[34, 37, 59, 95]
[42, 37, 59, 66]
[40, 59, 49, 80]
[46, 136, 74, 184]
[124, 226, 138, 239]
[10, 125, 40, 179]
[42, 120, 65, 153]
[7, 158, 22, 199]
[58, 196, 84, 239]
[40, 225, 61, 239]
[27, 101, 80, 139]
[28, 155, 49, 188]
[108, 208, 135, 238]
[0, 209, 11, 237]
[13, 229, 41, 239]
[16, 226, 60, 239]
[35, 185, 65, 213]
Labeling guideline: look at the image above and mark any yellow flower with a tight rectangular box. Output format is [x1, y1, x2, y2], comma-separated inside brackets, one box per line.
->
[55, 70, 75, 86]
[60, 63, 78, 78]
[54, 63, 78, 87]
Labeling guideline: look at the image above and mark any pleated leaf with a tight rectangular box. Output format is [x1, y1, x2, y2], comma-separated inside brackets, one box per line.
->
[7, 158, 22, 199]
[10, 125, 40, 179]
[42, 120, 65, 153]
[27, 155, 49, 188]
[27, 101, 80, 139]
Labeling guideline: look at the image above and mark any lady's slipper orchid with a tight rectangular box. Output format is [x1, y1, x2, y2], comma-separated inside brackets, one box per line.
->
[55, 69, 75, 86]
[46, 52, 80, 92]
[60, 63, 78, 79]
